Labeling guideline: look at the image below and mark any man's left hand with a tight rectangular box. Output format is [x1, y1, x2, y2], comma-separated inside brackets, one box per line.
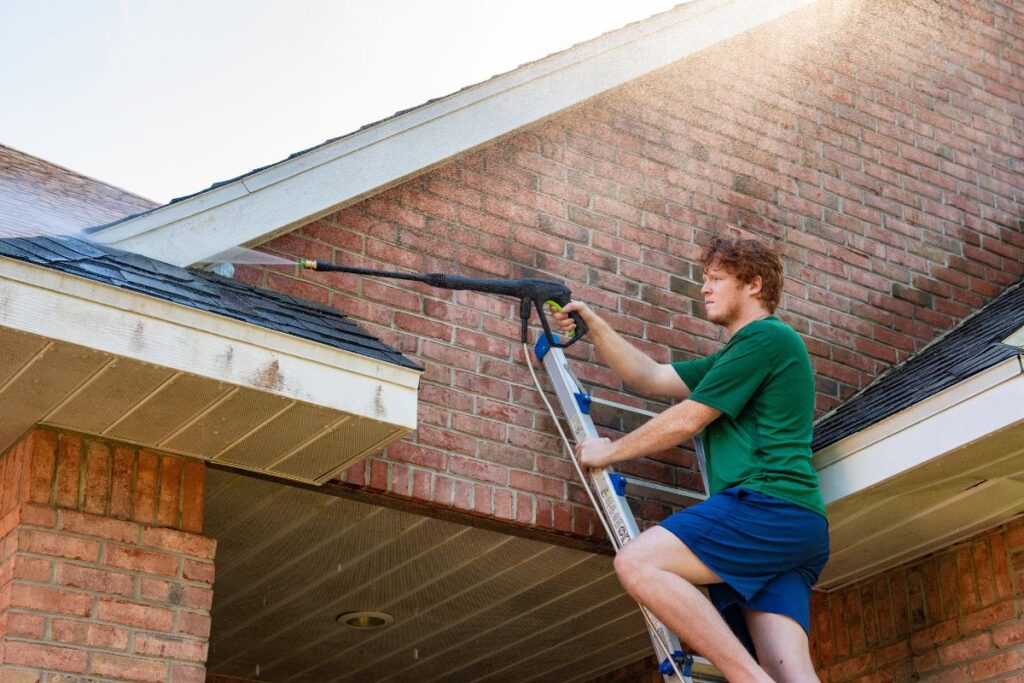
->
[575, 437, 616, 469]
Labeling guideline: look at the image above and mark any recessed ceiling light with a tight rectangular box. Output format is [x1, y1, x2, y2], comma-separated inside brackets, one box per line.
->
[336, 611, 394, 629]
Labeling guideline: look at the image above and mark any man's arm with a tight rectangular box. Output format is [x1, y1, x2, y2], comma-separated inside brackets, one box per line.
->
[575, 400, 721, 469]
[553, 301, 690, 400]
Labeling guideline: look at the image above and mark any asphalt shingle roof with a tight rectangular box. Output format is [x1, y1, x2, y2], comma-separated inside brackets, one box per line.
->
[812, 278, 1024, 451]
[0, 235, 423, 372]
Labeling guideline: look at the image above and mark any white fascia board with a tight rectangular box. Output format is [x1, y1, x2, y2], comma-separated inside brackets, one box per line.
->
[815, 357, 1024, 505]
[91, 0, 818, 267]
[0, 258, 419, 429]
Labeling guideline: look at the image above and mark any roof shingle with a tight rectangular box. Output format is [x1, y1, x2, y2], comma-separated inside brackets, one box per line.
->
[812, 279, 1024, 451]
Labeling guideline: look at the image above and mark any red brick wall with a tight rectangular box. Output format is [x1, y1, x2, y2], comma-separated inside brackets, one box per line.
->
[811, 517, 1024, 682]
[0, 428, 215, 683]
[236, 0, 1024, 538]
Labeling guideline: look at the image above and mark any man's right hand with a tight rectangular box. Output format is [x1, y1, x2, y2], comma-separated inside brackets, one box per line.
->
[550, 300, 691, 400]
[550, 300, 593, 337]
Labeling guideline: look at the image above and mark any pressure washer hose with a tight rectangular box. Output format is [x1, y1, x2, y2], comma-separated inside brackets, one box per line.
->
[522, 342, 690, 683]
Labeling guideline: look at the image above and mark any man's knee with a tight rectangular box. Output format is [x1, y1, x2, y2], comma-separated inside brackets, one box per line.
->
[614, 527, 722, 593]
[613, 542, 651, 597]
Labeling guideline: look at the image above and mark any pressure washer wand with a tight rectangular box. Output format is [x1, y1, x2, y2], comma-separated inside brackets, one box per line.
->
[298, 259, 588, 348]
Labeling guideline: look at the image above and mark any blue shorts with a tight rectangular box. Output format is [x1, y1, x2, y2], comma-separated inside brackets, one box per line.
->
[659, 487, 829, 655]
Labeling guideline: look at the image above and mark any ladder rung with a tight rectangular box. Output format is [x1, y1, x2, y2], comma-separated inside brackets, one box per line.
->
[590, 398, 710, 504]
[691, 656, 726, 681]
[589, 396, 658, 418]
[621, 475, 706, 508]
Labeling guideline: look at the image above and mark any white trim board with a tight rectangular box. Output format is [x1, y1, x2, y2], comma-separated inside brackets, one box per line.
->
[1006, 325, 1024, 348]
[91, 0, 819, 267]
[0, 257, 420, 430]
[815, 356, 1024, 505]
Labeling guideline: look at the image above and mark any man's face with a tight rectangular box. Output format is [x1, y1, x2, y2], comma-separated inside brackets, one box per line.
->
[701, 263, 748, 326]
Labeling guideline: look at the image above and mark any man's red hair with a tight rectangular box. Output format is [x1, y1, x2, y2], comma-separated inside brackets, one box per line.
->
[700, 237, 784, 313]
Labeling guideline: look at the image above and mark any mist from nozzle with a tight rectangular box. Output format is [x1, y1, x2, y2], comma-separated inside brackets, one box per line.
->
[0, 197, 295, 269]
[199, 246, 296, 266]
[0, 220, 295, 268]
[0, 177, 133, 240]
[0, 170, 302, 269]
[0, 199, 89, 239]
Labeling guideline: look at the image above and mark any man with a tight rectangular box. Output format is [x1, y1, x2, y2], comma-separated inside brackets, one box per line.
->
[552, 237, 828, 683]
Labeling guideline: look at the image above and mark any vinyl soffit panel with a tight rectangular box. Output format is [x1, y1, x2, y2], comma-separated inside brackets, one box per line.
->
[1, 341, 412, 486]
[817, 389, 1024, 590]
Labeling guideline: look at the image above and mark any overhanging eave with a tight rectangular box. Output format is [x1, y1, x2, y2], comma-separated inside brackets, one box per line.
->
[89, 0, 819, 267]
[813, 356, 1024, 590]
[0, 257, 420, 484]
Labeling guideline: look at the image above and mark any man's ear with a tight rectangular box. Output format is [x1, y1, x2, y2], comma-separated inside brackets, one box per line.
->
[747, 275, 764, 296]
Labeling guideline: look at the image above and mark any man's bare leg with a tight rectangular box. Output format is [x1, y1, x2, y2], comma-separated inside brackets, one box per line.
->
[614, 527, 773, 683]
[744, 610, 819, 683]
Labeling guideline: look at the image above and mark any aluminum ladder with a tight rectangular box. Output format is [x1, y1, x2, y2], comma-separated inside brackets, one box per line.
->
[533, 335, 725, 683]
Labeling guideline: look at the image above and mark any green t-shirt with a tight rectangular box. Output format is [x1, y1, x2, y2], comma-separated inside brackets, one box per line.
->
[672, 316, 826, 518]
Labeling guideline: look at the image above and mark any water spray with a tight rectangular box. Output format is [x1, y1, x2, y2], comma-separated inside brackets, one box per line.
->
[297, 259, 588, 348]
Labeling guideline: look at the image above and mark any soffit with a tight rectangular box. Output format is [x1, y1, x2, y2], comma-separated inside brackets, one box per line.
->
[203, 468, 725, 682]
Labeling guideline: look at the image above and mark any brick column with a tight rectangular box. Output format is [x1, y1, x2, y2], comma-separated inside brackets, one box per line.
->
[810, 520, 1024, 682]
[0, 428, 215, 683]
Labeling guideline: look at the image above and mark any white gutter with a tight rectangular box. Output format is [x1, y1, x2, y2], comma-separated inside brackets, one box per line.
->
[90, 0, 818, 267]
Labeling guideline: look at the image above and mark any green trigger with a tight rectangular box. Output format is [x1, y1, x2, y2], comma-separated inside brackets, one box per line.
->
[545, 300, 574, 337]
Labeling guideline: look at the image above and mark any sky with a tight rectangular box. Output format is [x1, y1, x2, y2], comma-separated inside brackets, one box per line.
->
[1, 0, 682, 205]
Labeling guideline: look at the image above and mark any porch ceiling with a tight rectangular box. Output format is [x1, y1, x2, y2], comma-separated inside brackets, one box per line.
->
[203, 469, 725, 683]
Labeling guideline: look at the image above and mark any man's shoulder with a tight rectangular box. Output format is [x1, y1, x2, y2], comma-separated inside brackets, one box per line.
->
[735, 316, 806, 355]
[737, 316, 797, 340]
